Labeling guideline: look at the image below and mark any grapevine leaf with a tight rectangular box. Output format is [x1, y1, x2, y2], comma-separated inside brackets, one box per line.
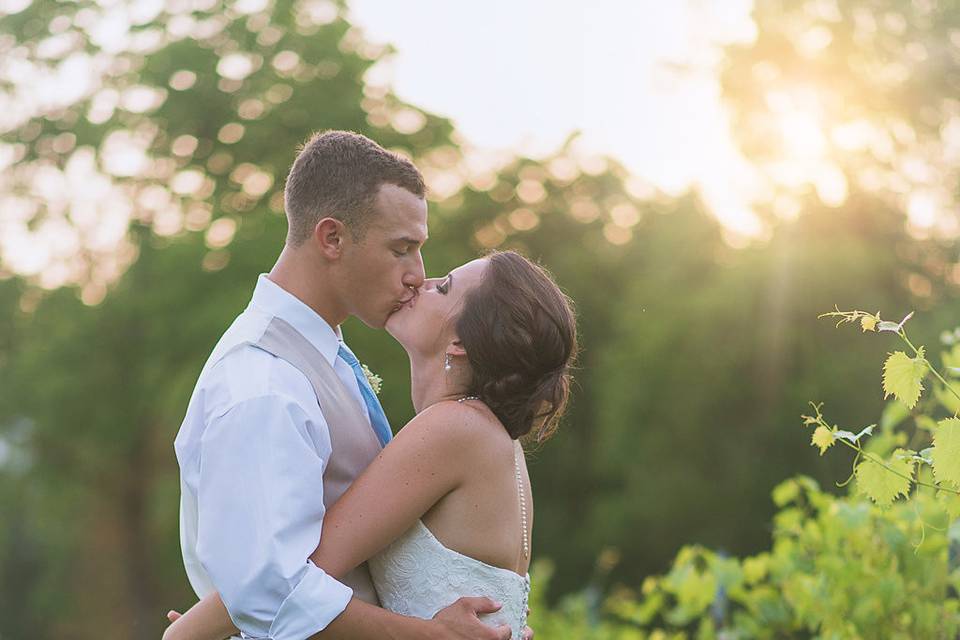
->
[931, 418, 960, 489]
[741, 555, 769, 585]
[855, 448, 915, 508]
[811, 426, 836, 455]
[879, 311, 915, 333]
[880, 400, 909, 430]
[938, 489, 960, 520]
[915, 415, 939, 432]
[835, 424, 875, 443]
[934, 384, 960, 414]
[860, 315, 877, 332]
[882, 349, 926, 409]
[942, 344, 960, 374]
[772, 479, 800, 507]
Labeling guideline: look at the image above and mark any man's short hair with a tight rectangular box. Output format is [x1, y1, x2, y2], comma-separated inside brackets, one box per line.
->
[283, 130, 426, 245]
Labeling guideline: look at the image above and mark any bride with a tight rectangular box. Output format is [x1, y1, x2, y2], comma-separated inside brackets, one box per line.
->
[163, 250, 577, 640]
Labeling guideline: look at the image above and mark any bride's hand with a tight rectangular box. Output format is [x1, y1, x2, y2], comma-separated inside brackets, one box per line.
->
[161, 595, 237, 640]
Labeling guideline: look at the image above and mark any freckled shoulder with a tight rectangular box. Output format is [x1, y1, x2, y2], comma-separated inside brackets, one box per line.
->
[397, 400, 510, 458]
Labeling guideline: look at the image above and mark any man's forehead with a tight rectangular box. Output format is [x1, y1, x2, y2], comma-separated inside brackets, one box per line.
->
[372, 186, 428, 241]
[381, 217, 427, 243]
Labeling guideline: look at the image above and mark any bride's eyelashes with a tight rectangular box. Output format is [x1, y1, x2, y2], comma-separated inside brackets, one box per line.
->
[436, 277, 450, 294]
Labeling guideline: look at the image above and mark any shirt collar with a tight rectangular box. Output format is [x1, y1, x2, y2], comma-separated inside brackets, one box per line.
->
[249, 274, 342, 367]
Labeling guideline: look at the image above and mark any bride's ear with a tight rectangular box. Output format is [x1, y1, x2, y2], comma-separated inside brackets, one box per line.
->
[445, 338, 467, 358]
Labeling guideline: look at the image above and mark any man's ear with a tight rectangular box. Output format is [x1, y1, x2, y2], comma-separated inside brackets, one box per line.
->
[313, 217, 346, 259]
[446, 338, 467, 358]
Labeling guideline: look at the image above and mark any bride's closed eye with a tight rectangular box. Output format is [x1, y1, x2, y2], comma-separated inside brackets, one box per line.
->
[436, 275, 451, 294]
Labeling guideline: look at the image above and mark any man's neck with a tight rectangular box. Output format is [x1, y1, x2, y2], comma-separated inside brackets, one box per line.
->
[268, 245, 347, 330]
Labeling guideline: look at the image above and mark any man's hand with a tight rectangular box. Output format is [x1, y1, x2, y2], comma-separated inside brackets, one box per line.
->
[432, 596, 512, 639]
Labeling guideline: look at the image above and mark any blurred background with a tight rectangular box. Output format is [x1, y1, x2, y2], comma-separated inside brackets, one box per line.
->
[2, 0, 960, 637]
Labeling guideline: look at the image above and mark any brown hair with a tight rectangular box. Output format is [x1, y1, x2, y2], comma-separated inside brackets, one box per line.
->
[283, 130, 425, 245]
[456, 251, 577, 442]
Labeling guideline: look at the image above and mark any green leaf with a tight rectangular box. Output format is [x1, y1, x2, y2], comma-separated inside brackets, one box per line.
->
[934, 384, 960, 414]
[931, 418, 960, 489]
[855, 448, 915, 507]
[916, 415, 939, 432]
[880, 399, 910, 430]
[811, 425, 835, 455]
[771, 479, 799, 507]
[742, 554, 769, 585]
[882, 349, 926, 409]
[835, 424, 875, 443]
[938, 489, 960, 520]
[942, 343, 960, 375]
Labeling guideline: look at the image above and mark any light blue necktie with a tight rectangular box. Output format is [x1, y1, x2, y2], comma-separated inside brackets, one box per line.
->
[337, 343, 393, 447]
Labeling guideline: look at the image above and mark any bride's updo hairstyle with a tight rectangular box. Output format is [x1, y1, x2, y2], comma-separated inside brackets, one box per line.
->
[456, 251, 577, 442]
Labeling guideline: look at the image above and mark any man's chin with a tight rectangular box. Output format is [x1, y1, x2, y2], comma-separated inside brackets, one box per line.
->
[383, 308, 410, 337]
[382, 311, 401, 334]
[352, 310, 389, 330]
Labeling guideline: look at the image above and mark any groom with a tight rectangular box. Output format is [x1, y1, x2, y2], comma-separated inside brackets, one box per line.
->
[174, 131, 513, 640]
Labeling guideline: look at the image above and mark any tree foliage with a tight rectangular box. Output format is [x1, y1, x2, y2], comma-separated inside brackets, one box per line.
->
[4, 0, 960, 638]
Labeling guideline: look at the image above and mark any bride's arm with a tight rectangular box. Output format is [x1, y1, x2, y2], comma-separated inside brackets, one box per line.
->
[310, 401, 477, 575]
[162, 599, 234, 640]
[164, 402, 479, 640]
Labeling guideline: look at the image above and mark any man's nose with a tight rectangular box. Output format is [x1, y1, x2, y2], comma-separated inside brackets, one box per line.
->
[403, 251, 425, 289]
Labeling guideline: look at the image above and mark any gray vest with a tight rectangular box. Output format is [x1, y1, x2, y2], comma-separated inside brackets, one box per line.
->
[250, 316, 384, 605]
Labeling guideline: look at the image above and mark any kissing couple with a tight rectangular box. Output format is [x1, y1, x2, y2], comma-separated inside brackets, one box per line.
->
[164, 131, 577, 640]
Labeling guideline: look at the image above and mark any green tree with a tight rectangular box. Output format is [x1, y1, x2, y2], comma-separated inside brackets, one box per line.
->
[0, 1, 455, 636]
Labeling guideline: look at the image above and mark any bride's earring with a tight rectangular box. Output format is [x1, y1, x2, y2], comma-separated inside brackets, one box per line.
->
[444, 353, 451, 371]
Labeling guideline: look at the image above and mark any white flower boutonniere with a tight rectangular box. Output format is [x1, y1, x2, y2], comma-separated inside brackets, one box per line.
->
[361, 364, 383, 395]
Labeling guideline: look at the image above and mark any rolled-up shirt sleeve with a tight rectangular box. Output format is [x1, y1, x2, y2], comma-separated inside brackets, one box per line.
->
[196, 394, 353, 639]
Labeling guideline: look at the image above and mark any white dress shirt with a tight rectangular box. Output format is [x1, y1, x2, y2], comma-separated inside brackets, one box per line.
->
[175, 274, 371, 640]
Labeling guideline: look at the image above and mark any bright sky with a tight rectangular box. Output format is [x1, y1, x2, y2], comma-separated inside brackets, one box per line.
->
[348, 0, 764, 237]
[0, 0, 778, 300]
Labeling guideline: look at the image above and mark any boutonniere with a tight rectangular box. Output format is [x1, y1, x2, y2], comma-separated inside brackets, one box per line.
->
[361, 364, 383, 395]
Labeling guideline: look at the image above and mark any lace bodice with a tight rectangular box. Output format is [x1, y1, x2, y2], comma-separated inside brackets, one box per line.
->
[368, 519, 530, 638]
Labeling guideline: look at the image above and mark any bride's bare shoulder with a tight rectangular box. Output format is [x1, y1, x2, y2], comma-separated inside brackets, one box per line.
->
[397, 400, 512, 456]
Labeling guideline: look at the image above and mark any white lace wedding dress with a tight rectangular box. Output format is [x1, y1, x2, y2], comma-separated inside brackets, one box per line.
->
[367, 441, 531, 638]
[368, 520, 530, 638]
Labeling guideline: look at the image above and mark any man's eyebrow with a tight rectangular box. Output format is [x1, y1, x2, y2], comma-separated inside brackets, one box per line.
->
[393, 236, 426, 246]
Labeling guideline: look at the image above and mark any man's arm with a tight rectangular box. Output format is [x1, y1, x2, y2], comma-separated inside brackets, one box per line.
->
[163, 592, 511, 640]
[196, 394, 351, 640]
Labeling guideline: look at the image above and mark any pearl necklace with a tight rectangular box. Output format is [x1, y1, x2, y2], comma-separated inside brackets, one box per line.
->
[456, 395, 529, 559]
